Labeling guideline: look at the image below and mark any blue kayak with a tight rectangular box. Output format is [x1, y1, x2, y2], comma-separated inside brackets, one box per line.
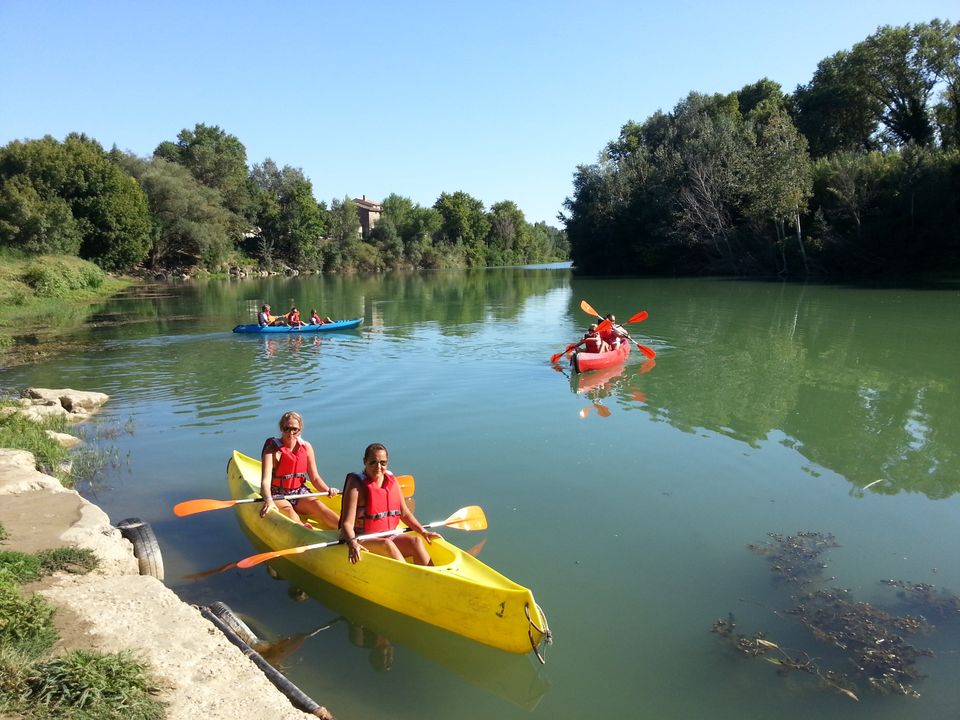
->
[232, 317, 363, 334]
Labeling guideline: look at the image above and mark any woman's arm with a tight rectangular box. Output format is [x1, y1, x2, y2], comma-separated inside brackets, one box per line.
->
[259, 444, 277, 518]
[399, 496, 441, 542]
[340, 475, 363, 563]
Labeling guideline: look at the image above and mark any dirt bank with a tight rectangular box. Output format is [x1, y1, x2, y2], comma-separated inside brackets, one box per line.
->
[0, 448, 328, 720]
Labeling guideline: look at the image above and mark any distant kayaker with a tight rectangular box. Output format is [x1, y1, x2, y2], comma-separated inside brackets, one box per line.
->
[286, 307, 304, 326]
[309, 309, 333, 325]
[257, 304, 272, 326]
[600, 313, 627, 349]
[259, 411, 339, 528]
[580, 323, 607, 353]
[339, 443, 440, 566]
[258, 303, 289, 326]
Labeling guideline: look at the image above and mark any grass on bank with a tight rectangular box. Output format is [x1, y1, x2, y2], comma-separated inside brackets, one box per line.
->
[0, 543, 164, 719]
[0, 251, 130, 350]
[0, 402, 71, 485]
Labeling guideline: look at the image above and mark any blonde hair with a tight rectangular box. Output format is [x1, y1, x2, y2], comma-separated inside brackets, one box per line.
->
[278, 411, 303, 431]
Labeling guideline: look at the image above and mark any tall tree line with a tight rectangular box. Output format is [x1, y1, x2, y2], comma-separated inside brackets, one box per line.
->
[0, 125, 568, 273]
[564, 20, 960, 277]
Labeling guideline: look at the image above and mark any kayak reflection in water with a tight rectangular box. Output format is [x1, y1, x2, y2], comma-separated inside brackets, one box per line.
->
[339, 443, 440, 565]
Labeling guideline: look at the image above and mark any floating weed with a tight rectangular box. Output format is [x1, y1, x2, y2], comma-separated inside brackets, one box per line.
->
[747, 531, 839, 586]
[714, 531, 959, 700]
[881, 579, 960, 618]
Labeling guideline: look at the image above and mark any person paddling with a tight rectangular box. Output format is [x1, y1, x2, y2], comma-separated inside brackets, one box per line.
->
[259, 411, 339, 528]
[339, 444, 439, 565]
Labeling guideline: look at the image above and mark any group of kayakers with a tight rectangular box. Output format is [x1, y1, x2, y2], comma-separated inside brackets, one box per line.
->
[258, 303, 333, 327]
[576, 314, 628, 354]
[258, 411, 439, 567]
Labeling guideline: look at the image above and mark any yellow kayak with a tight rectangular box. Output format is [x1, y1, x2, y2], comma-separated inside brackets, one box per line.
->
[227, 450, 550, 656]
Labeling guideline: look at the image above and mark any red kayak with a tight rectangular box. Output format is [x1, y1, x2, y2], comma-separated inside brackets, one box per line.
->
[571, 341, 631, 373]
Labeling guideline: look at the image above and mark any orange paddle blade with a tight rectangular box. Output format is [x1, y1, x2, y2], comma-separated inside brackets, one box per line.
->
[237, 543, 324, 569]
[580, 299, 601, 318]
[627, 310, 649, 324]
[174, 498, 237, 516]
[595, 403, 612, 417]
[595, 318, 612, 334]
[396, 474, 415, 498]
[637, 343, 656, 359]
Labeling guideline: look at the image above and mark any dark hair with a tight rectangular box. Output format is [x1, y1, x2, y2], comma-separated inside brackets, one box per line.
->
[363, 443, 388, 462]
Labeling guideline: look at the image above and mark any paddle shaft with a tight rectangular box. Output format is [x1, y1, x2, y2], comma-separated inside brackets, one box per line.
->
[238, 520, 444, 568]
[235, 506, 487, 568]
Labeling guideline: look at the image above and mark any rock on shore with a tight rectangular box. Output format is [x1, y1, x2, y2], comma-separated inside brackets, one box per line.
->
[0, 389, 319, 720]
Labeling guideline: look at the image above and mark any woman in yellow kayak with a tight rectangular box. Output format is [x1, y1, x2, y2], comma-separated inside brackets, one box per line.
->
[340, 443, 440, 565]
[259, 411, 339, 528]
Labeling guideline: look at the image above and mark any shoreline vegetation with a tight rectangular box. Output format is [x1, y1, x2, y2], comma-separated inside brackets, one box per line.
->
[564, 19, 960, 278]
[0, 252, 131, 368]
[0, 125, 569, 284]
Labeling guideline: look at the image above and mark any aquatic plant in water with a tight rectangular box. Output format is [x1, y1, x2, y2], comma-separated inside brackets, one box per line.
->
[712, 531, 960, 700]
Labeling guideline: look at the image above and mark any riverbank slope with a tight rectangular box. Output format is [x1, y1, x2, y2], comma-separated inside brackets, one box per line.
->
[0, 437, 323, 718]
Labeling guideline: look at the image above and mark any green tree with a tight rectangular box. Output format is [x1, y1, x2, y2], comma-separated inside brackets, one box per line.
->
[0, 175, 82, 255]
[744, 105, 813, 274]
[325, 196, 361, 270]
[486, 200, 529, 265]
[249, 160, 327, 269]
[792, 52, 880, 157]
[433, 191, 490, 266]
[380, 193, 442, 266]
[154, 123, 253, 219]
[117, 154, 237, 269]
[0, 134, 152, 271]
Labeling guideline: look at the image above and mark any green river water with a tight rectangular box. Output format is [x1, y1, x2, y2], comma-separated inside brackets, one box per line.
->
[2, 267, 959, 719]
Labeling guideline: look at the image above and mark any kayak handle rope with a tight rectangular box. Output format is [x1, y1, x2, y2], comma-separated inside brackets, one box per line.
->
[525, 602, 553, 665]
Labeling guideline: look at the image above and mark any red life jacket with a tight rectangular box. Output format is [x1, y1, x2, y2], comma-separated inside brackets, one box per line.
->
[356, 471, 402, 533]
[268, 438, 310, 492]
[599, 325, 620, 347]
[583, 333, 604, 353]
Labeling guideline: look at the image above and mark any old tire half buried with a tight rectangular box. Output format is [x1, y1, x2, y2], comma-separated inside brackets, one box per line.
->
[116, 517, 165, 581]
[206, 601, 261, 646]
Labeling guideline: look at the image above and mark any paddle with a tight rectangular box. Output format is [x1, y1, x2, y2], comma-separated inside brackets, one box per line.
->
[173, 475, 415, 517]
[549, 318, 613, 363]
[235, 505, 488, 569]
[580, 300, 656, 359]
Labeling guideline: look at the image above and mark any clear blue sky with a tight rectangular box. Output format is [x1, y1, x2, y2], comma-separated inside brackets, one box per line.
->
[0, 1, 955, 226]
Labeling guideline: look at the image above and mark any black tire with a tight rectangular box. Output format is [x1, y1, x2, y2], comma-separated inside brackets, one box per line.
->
[206, 601, 261, 646]
[116, 517, 165, 581]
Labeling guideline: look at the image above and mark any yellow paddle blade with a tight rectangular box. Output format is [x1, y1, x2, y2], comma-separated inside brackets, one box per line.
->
[580, 299, 601, 317]
[443, 505, 487, 531]
[174, 498, 236, 516]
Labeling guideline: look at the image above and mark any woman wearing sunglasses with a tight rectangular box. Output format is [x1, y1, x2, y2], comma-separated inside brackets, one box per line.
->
[259, 411, 339, 528]
[339, 443, 440, 565]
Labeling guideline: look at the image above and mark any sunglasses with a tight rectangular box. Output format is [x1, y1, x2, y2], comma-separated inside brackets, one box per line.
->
[282, 426, 301, 433]
[366, 459, 388, 466]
